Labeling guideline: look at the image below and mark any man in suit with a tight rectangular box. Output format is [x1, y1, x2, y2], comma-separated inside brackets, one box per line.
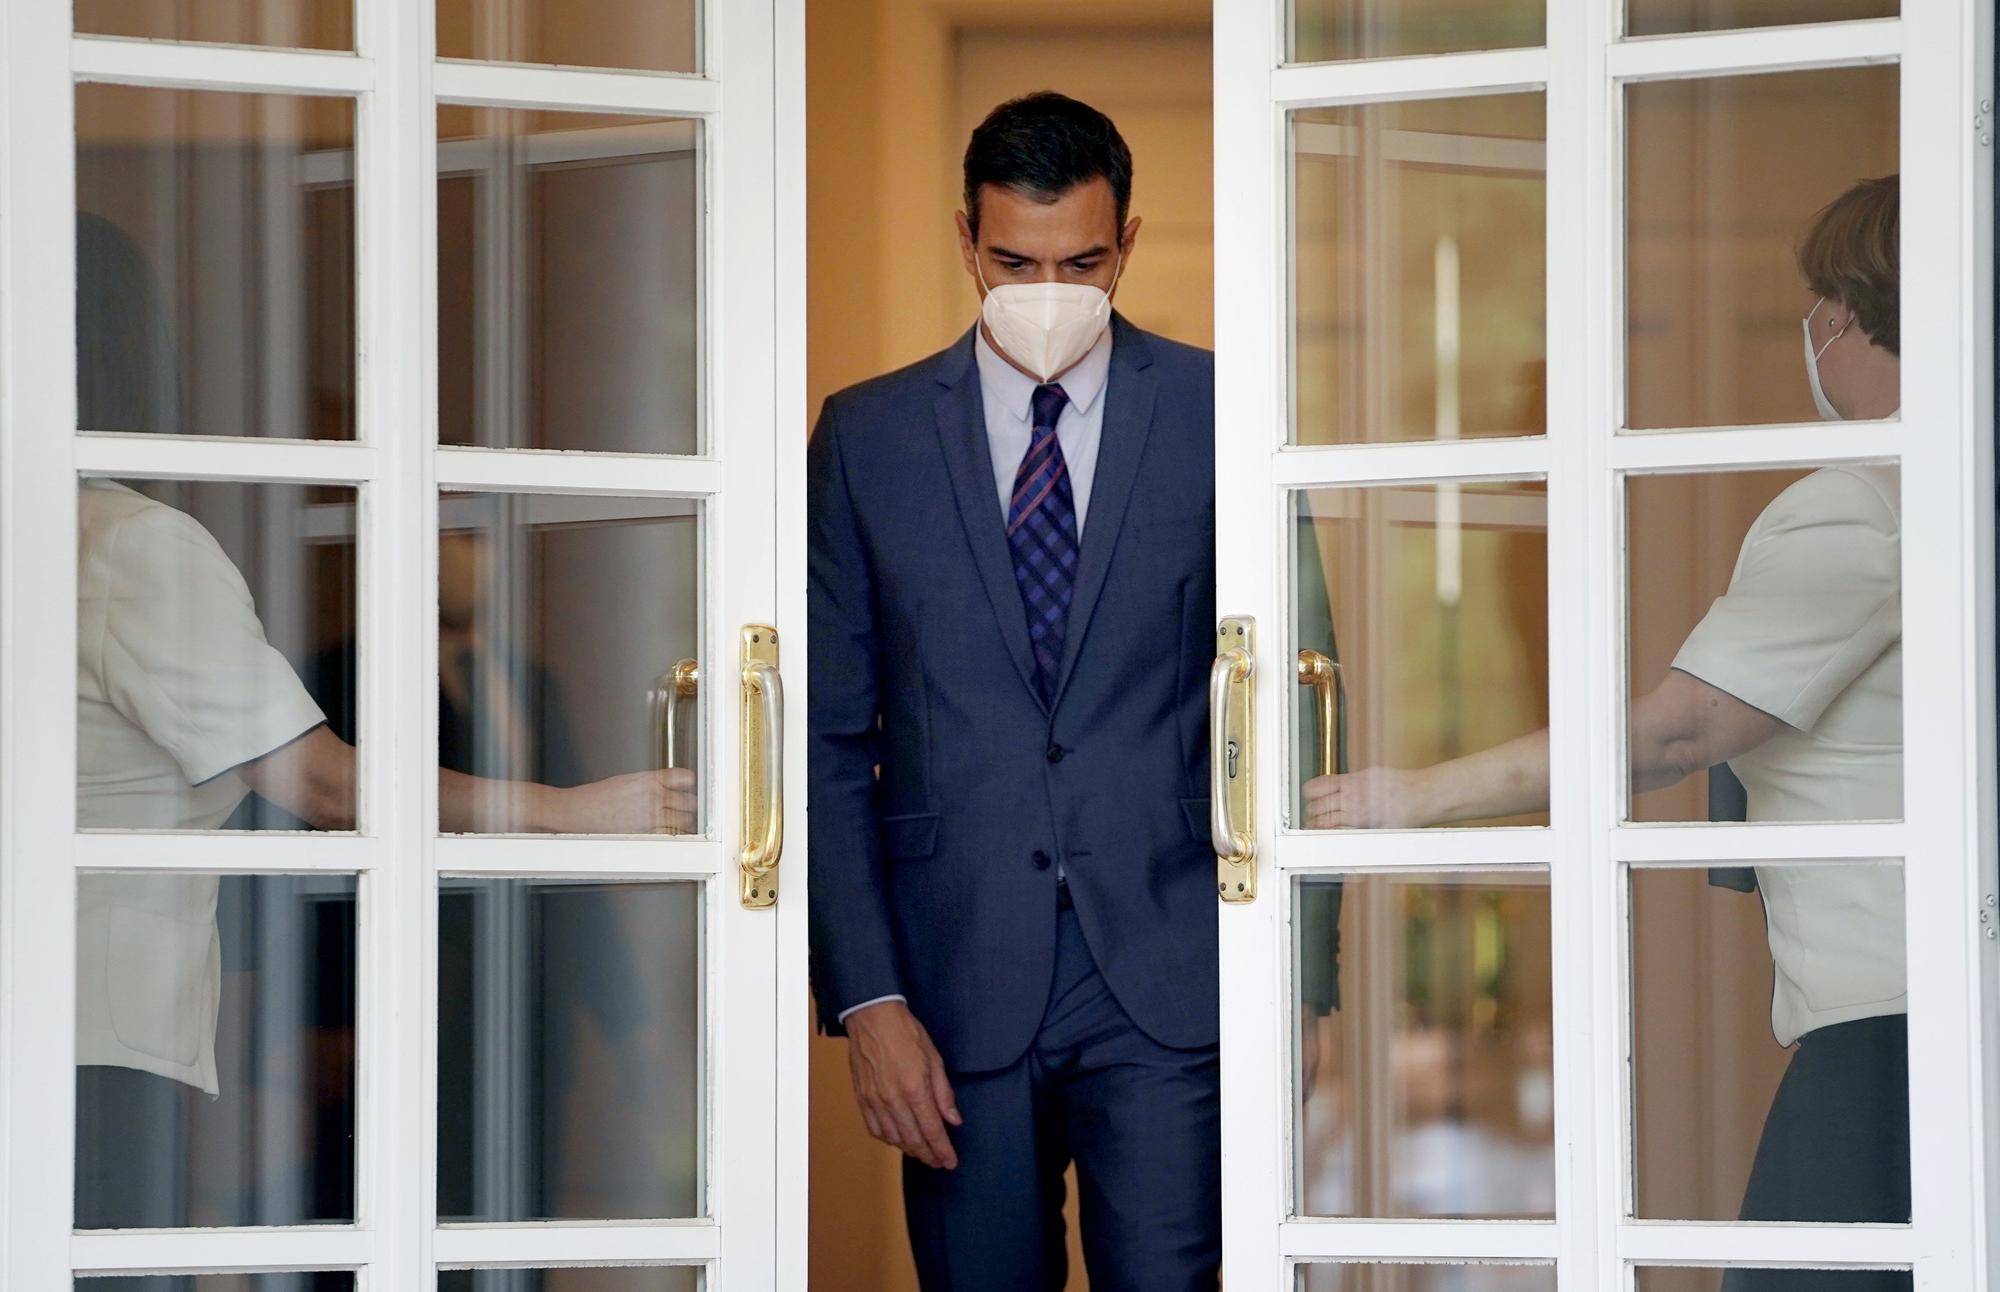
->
[808, 92, 1219, 1288]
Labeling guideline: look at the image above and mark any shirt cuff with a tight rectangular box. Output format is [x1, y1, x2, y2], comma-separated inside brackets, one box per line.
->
[837, 994, 907, 1024]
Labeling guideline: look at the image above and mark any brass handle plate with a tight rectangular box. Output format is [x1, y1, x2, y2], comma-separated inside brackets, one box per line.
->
[651, 658, 700, 771]
[1211, 615, 1256, 903]
[739, 625, 783, 909]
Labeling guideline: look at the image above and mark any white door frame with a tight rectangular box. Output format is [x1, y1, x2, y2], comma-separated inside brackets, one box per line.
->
[0, 0, 808, 1285]
[1215, 3, 1996, 1288]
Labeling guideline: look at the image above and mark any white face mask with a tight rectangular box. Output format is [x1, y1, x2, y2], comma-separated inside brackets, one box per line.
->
[977, 252, 1120, 382]
[1802, 296, 1850, 422]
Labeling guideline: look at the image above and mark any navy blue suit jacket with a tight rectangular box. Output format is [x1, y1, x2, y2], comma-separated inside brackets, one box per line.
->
[807, 315, 1218, 1075]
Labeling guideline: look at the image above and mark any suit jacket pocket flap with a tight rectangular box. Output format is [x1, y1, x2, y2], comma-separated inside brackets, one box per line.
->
[879, 811, 941, 860]
[1180, 797, 1212, 843]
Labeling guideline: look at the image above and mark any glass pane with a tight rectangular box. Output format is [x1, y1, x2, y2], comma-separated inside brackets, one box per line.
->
[1626, 69, 1899, 431]
[438, 1271, 699, 1292]
[437, 109, 700, 454]
[1292, 484, 1547, 830]
[1289, 1, 1543, 63]
[1632, 863, 1908, 1224]
[80, 1279, 353, 1292]
[1625, 467, 1900, 825]
[76, 874, 357, 1229]
[1292, 94, 1545, 446]
[1627, 0, 1897, 38]
[78, 480, 358, 832]
[1298, 1267, 1556, 1292]
[77, 86, 356, 441]
[436, 0, 698, 75]
[1295, 873, 1554, 1219]
[1637, 1268, 1909, 1291]
[74, 1, 351, 48]
[437, 493, 700, 836]
[439, 880, 701, 1221]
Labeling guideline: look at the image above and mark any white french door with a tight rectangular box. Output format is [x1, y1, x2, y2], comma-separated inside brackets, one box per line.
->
[0, 0, 807, 1288]
[1216, 1, 1994, 1290]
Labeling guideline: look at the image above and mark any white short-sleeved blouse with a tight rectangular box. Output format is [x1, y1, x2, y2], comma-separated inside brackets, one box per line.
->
[1671, 464, 1903, 1049]
[75, 480, 326, 1093]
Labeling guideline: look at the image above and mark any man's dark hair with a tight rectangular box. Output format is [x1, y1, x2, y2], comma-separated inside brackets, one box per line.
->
[962, 91, 1133, 241]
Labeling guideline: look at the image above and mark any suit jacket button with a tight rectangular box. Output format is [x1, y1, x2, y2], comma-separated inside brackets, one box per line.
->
[1032, 850, 1052, 870]
[1046, 744, 1065, 764]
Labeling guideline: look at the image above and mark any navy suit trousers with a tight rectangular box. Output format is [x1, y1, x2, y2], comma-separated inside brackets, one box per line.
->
[901, 890, 1221, 1291]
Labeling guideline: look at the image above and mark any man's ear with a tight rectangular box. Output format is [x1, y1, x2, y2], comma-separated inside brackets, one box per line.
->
[1119, 215, 1143, 259]
[955, 210, 982, 290]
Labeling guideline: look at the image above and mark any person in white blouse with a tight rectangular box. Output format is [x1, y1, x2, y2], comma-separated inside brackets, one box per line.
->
[73, 213, 698, 1228]
[1305, 177, 1908, 1282]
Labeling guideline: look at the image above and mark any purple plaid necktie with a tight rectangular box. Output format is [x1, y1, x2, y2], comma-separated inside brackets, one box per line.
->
[1008, 383, 1078, 703]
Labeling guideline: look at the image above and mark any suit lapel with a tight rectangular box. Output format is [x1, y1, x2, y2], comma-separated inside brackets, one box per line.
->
[932, 331, 1044, 704]
[1051, 317, 1158, 708]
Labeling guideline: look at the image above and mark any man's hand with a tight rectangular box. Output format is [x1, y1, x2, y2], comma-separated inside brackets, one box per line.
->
[844, 1000, 962, 1170]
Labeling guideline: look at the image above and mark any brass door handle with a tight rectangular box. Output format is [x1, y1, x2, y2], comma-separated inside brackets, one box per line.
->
[739, 626, 783, 909]
[1296, 648, 1346, 779]
[651, 659, 700, 770]
[1211, 616, 1257, 903]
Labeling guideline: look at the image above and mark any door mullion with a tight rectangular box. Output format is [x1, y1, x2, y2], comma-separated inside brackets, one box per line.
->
[355, 0, 435, 1288]
[0, 4, 84, 1289]
[1213, 0, 1288, 1282]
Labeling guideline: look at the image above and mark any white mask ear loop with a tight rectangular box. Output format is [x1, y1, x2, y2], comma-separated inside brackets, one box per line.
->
[1808, 295, 1850, 360]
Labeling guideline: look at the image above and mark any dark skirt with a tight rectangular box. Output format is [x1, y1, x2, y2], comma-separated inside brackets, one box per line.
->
[1721, 1013, 1911, 1292]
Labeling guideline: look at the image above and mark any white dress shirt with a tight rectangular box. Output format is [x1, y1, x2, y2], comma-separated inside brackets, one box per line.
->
[975, 321, 1112, 537]
[1671, 464, 1904, 1048]
[836, 323, 1115, 1026]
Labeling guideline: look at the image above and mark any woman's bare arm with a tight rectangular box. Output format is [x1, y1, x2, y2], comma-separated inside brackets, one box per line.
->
[1304, 669, 1786, 829]
[234, 724, 695, 834]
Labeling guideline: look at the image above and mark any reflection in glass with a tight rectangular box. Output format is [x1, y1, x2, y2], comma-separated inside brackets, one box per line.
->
[77, 479, 357, 832]
[1632, 865, 1909, 1228]
[1637, 1268, 1909, 1292]
[74, 1, 351, 48]
[1625, 468, 1901, 825]
[76, 86, 356, 441]
[438, 493, 701, 836]
[1288, 1, 1542, 63]
[1626, 69, 1897, 430]
[1626, 0, 1896, 37]
[438, 109, 700, 454]
[1292, 483, 1547, 830]
[1292, 95, 1545, 446]
[437, 0, 698, 73]
[76, 875, 356, 1229]
[80, 1279, 354, 1292]
[439, 881, 701, 1222]
[438, 1270, 699, 1292]
[1298, 1266, 1555, 1292]
[1295, 874, 1554, 1219]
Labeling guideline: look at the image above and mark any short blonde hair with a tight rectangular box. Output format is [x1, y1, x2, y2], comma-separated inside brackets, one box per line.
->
[1796, 175, 1899, 354]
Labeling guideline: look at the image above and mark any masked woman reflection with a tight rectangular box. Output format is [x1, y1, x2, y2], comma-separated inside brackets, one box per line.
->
[1306, 177, 1908, 1286]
